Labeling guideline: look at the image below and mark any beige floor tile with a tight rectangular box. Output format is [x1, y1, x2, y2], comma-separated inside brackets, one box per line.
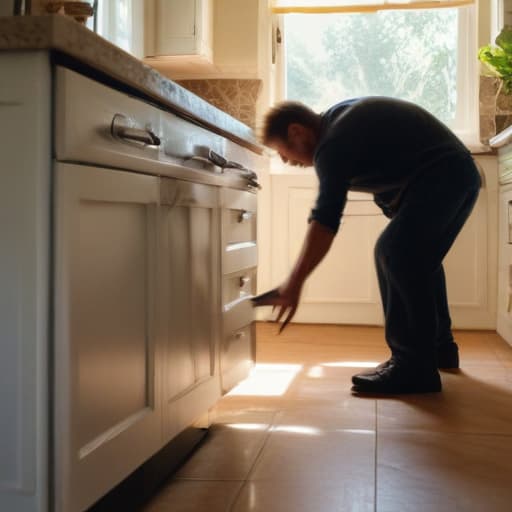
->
[142, 480, 242, 512]
[377, 369, 512, 434]
[174, 423, 269, 480]
[273, 399, 376, 432]
[256, 321, 386, 347]
[249, 429, 375, 485]
[142, 325, 512, 512]
[377, 431, 512, 512]
[232, 480, 374, 512]
[257, 340, 391, 366]
[287, 374, 363, 402]
[210, 396, 284, 416]
[209, 409, 276, 427]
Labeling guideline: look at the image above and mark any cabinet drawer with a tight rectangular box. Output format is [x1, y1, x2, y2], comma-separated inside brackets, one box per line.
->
[223, 268, 256, 307]
[223, 294, 254, 334]
[222, 188, 257, 245]
[223, 243, 258, 275]
[221, 324, 255, 393]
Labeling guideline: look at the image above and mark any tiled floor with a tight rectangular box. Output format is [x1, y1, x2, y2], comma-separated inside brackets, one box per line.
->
[143, 323, 512, 512]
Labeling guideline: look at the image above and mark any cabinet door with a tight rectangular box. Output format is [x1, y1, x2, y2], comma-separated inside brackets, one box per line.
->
[442, 155, 498, 329]
[269, 156, 498, 329]
[496, 183, 512, 344]
[54, 164, 161, 512]
[160, 179, 220, 441]
[271, 173, 387, 325]
[149, 0, 213, 60]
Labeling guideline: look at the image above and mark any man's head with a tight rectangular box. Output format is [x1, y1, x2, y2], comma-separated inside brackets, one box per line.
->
[261, 101, 321, 167]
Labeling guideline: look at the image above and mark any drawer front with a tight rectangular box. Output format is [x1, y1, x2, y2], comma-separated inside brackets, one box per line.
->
[223, 295, 254, 335]
[222, 188, 257, 245]
[223, 243, 258, 275]
[223, 268, 256, 307]
[221, 324, 255, 393]
[221, 188, 257, 274]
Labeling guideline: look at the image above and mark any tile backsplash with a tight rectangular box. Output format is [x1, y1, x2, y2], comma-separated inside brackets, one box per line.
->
[480, 75, 512, 144]
[183, 76, 510, 144]
[177, 79, 262, 131]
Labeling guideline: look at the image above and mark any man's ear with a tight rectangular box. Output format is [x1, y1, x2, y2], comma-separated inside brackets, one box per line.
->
[287, 123, 305, 142]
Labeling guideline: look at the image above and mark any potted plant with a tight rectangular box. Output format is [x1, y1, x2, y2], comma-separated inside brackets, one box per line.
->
[479, 26, 512, 94]
[478, 26, 512, 141]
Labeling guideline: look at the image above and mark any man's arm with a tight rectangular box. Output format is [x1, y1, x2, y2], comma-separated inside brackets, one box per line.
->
[252, 220, 335, 331]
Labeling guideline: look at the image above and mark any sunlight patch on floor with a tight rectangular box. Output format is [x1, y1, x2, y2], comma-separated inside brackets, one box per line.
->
[226, 363, 302, 396]
[307, 365, 325, 378]
[272, 425, 322, 436]
[224, 423, 269, 431]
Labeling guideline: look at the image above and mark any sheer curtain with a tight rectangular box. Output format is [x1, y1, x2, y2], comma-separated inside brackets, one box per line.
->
[270, 0, 474, 13]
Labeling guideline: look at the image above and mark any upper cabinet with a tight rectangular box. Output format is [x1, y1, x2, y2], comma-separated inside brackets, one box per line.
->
[144, 0, 215, 74]
[144, 0, 260, 79]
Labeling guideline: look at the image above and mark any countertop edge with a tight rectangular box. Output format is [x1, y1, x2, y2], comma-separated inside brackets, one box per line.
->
[0, 15, 264, 154]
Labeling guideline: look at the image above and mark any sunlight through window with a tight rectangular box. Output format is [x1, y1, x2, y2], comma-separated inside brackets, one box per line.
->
[226, 363, 302, 396]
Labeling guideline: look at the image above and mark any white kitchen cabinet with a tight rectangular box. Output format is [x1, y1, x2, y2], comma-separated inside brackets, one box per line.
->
[495, 138, 512, 345]
[54, 163, 162, 512]
[0, 51, 51, 512]
[497, 182, 512, 345]
[145, 0, 214, 71]
[268, 154, 498, 329]
[144, 0, 261, 79]
[159, 179, 221, 442]
[220, 188, 258, 392]
[443, 155, 498, 329]
[270, 173, 387, 325]
[0, 48, 260, 512]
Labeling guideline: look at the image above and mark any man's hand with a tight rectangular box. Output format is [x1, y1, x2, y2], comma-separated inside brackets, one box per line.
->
[251, 220, 335, 334]
[251, 280, 303, 334]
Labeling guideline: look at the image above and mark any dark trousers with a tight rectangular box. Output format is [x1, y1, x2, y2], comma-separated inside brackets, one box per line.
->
[374, 154, 481, 369]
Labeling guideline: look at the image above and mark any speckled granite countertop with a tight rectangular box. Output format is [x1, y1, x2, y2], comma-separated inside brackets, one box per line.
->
[0, 14, 262, 153]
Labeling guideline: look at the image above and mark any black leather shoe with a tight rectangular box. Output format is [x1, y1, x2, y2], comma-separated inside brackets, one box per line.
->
[356, 343, 459, 377]
[351, 360, 442, 394]
[437, 342, 459, 369]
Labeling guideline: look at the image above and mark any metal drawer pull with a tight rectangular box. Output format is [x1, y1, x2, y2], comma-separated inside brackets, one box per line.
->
[111, 113, 161, 146]
[239, 276, 251, 287]
[226, 241, 256, 252]
[238, 210, 253, 223]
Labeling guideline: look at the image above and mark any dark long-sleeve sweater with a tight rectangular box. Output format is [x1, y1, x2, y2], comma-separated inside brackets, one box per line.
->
[309, 97, 471, 232]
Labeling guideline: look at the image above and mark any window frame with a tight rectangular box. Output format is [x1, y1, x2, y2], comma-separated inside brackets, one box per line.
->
[272, 4, 479, 147]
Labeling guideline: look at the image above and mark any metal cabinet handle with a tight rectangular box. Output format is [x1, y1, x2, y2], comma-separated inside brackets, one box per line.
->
[239, 276, 251, 287]
[234, 331, 246, 339]
[238, 210, 253, 223]
[111, 113, 161, 146]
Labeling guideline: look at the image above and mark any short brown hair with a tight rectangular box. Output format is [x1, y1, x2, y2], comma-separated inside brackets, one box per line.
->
[261, 101, 319, 145]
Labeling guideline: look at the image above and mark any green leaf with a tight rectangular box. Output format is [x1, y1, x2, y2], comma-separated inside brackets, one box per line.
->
[478, 27, 512, 93]
[496, 25, 512, 53]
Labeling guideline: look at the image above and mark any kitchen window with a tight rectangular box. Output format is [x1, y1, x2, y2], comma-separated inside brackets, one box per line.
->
[87, 0, 144, 58]
[272, 1, 478, 145]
